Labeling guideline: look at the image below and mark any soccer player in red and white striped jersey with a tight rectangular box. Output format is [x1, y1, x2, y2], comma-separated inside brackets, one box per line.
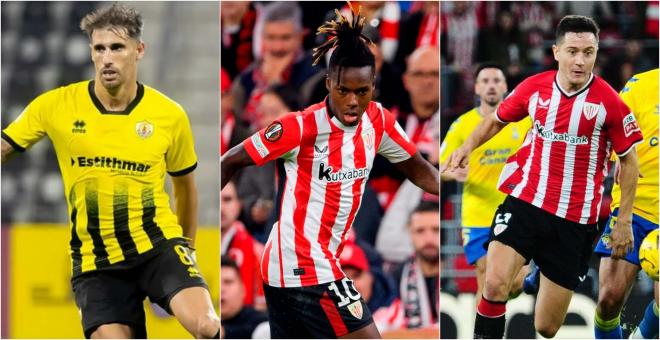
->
[221, 5, 439, 339]
[444, 15, 642, 338]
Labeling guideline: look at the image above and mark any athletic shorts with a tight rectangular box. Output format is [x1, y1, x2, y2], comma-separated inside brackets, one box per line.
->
[594, 208, 659, 265]
[71, 238, 208, 338]
[263, 277, 374, 338]
[462, 227, 490, 265]
[485, 195, 598, 291]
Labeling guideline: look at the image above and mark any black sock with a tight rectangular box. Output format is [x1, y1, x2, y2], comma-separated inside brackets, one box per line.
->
[474, 296, 506, 338]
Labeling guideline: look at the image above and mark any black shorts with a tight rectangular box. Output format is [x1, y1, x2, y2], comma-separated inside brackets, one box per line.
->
[486, 195, 598, 290]
[263, 277, 374, 338]
[71, 238, 208, 338]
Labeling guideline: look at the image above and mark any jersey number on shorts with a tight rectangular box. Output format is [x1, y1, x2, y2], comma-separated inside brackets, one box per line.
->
[174, 244, 201, 278]
[328, 277, 362, 307]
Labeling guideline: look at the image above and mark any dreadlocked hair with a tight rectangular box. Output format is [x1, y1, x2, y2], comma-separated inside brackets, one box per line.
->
[312, 3, 375, 80]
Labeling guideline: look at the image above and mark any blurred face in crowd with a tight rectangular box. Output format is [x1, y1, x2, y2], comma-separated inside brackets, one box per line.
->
[409, 211, 440, 264]
[475, 67, 507, 107]
[262, 20, 302, 59]
[404, 46, 439, 116]
[326, 66, 375, 126]
[220, 266, 245, 319]
[344, 267, 374, 302]
[553, 32, 598, 92]
[91, 27, 144, 92]
[258, 92, 291, 129]
[220, 182, 241, 234]
[221, 1, 249, 26]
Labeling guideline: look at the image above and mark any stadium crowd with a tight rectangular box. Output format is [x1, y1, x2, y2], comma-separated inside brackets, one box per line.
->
[440, 1, 658, 338]
[220, 1, 440, 337]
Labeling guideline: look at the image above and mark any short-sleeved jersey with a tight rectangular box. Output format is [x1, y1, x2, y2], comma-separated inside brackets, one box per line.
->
[2, 81, 197, 276]
[496, 71, 643, 224]
[611, 69, 659, 223]
[440, 108, 531, 227]
[244, 100, 417, 288]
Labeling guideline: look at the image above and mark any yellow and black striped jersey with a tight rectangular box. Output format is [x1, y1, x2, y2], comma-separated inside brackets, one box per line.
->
[611, 69, 659, 223]
[2, 80, 197, 276]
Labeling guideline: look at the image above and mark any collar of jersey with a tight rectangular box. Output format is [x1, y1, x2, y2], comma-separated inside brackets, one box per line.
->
[88, 81, 145, 115]
[554, 72, 594, 98]
[324, 98, 360, 132]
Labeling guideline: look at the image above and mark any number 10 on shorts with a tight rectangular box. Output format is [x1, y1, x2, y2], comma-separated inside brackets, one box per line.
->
[328, 277, 361, 307]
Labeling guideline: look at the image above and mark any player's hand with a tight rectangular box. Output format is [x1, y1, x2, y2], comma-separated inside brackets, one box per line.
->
[261, 51, 296, 84]
[251, 199, 273, 224]
[609, 217, 634, 259]
[440, 161, 468, 182]
[441, 146, 470, 173]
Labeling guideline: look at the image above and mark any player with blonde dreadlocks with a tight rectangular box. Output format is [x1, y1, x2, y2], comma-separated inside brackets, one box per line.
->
[221, 4, 439, 338]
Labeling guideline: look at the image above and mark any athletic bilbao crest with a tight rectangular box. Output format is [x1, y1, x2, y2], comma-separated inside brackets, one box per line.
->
[623, 113, 640, 137]
[347, 301, 363, 319]
[135, 121, 154, 138]
[582, 102, 600, 120]
[362, 128, 375, 150]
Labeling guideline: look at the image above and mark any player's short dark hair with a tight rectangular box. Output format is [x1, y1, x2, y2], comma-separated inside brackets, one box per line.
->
[555, 15, 600, 43]
[221, 255, 241, 278]
[413, 200, 439, 214]
[312, 4, 376, 81]
[80, 3, 143, 41]
[474, 62, 506, 80]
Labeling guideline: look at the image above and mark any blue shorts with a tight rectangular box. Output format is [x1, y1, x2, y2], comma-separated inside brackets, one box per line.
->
[462, 227, 490, 265]
[594, 208, 659, 266]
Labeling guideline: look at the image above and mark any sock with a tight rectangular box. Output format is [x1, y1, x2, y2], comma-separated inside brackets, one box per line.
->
[474, 295, 506, 339]
[594, 311, 622, 339]
[638, 301, 659, 338]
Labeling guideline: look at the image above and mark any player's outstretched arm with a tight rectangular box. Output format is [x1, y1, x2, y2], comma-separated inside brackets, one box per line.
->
[610, 148, 639, 259]
[221, 143, 255, 189]
[394, 152, 439, 195]
[443, 112, 507, 172]
[1, 139, 17, 164]
[172, 172, 199, 247]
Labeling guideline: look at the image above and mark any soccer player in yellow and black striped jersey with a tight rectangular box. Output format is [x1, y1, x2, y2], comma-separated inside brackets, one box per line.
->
[0, 4, 220, 339]
[593, 68, 659, 339]
[440, 64, 532, 305]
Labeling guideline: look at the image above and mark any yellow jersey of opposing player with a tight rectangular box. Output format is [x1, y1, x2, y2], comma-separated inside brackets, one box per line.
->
[610, 69, 659, 223]
[2, 80, 198, 276]
[440, 108, 531, 227]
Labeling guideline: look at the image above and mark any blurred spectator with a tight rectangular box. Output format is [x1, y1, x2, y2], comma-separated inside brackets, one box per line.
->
[236, 84, 300, 241]
[221, 68, 251, 156]
[339, 239, 398, 313]
[232, 2, 324, 129]
[375, 201, 439, 331]
[221, 256, 269, 339]
[394, 1, 439, 71]
[477, 11, 528, 85]
[221, 180, 265, 309]
[441, 1, 481, 72]
[221, 1, 257, 79]
[604, 39, 654, 90]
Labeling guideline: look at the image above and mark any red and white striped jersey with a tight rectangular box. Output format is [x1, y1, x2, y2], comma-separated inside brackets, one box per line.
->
[496, 71, 643, 224]
[244, 100, 417, 287]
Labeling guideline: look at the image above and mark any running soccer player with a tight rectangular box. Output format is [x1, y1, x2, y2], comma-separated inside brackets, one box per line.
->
[444, 15, 643, 338]
[593, 68, 659, 339]
[440, 63, 532, 305]
[221, 5, 439, 339]
[1, 5, 219, 338]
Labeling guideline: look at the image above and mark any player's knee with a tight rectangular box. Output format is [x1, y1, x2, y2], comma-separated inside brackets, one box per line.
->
[193, 314, 220, 339]
[535, 320, 560, 338]
[483, 276, 509, 301]
[597, 284, 626, 316]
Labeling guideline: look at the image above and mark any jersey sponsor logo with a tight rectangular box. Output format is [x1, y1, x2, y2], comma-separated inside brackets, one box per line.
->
[622, 113, 640, 137]
[318, 163, 370, 182]
[72, 120, 86, 134]
[534, 121, 588, 145]
[347, 301, 363, 319]
[251, 134, 269, 158]
[362, 128, 375, 150]
[135, 121, 154, 138]
[650, 136, 658, 147]
[314, 145, 329, 158]
[72, 156, 151, 174]
[537, 97, 550, 109]
[264, 122, 283, 142]
[582, 102, 600, 120]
